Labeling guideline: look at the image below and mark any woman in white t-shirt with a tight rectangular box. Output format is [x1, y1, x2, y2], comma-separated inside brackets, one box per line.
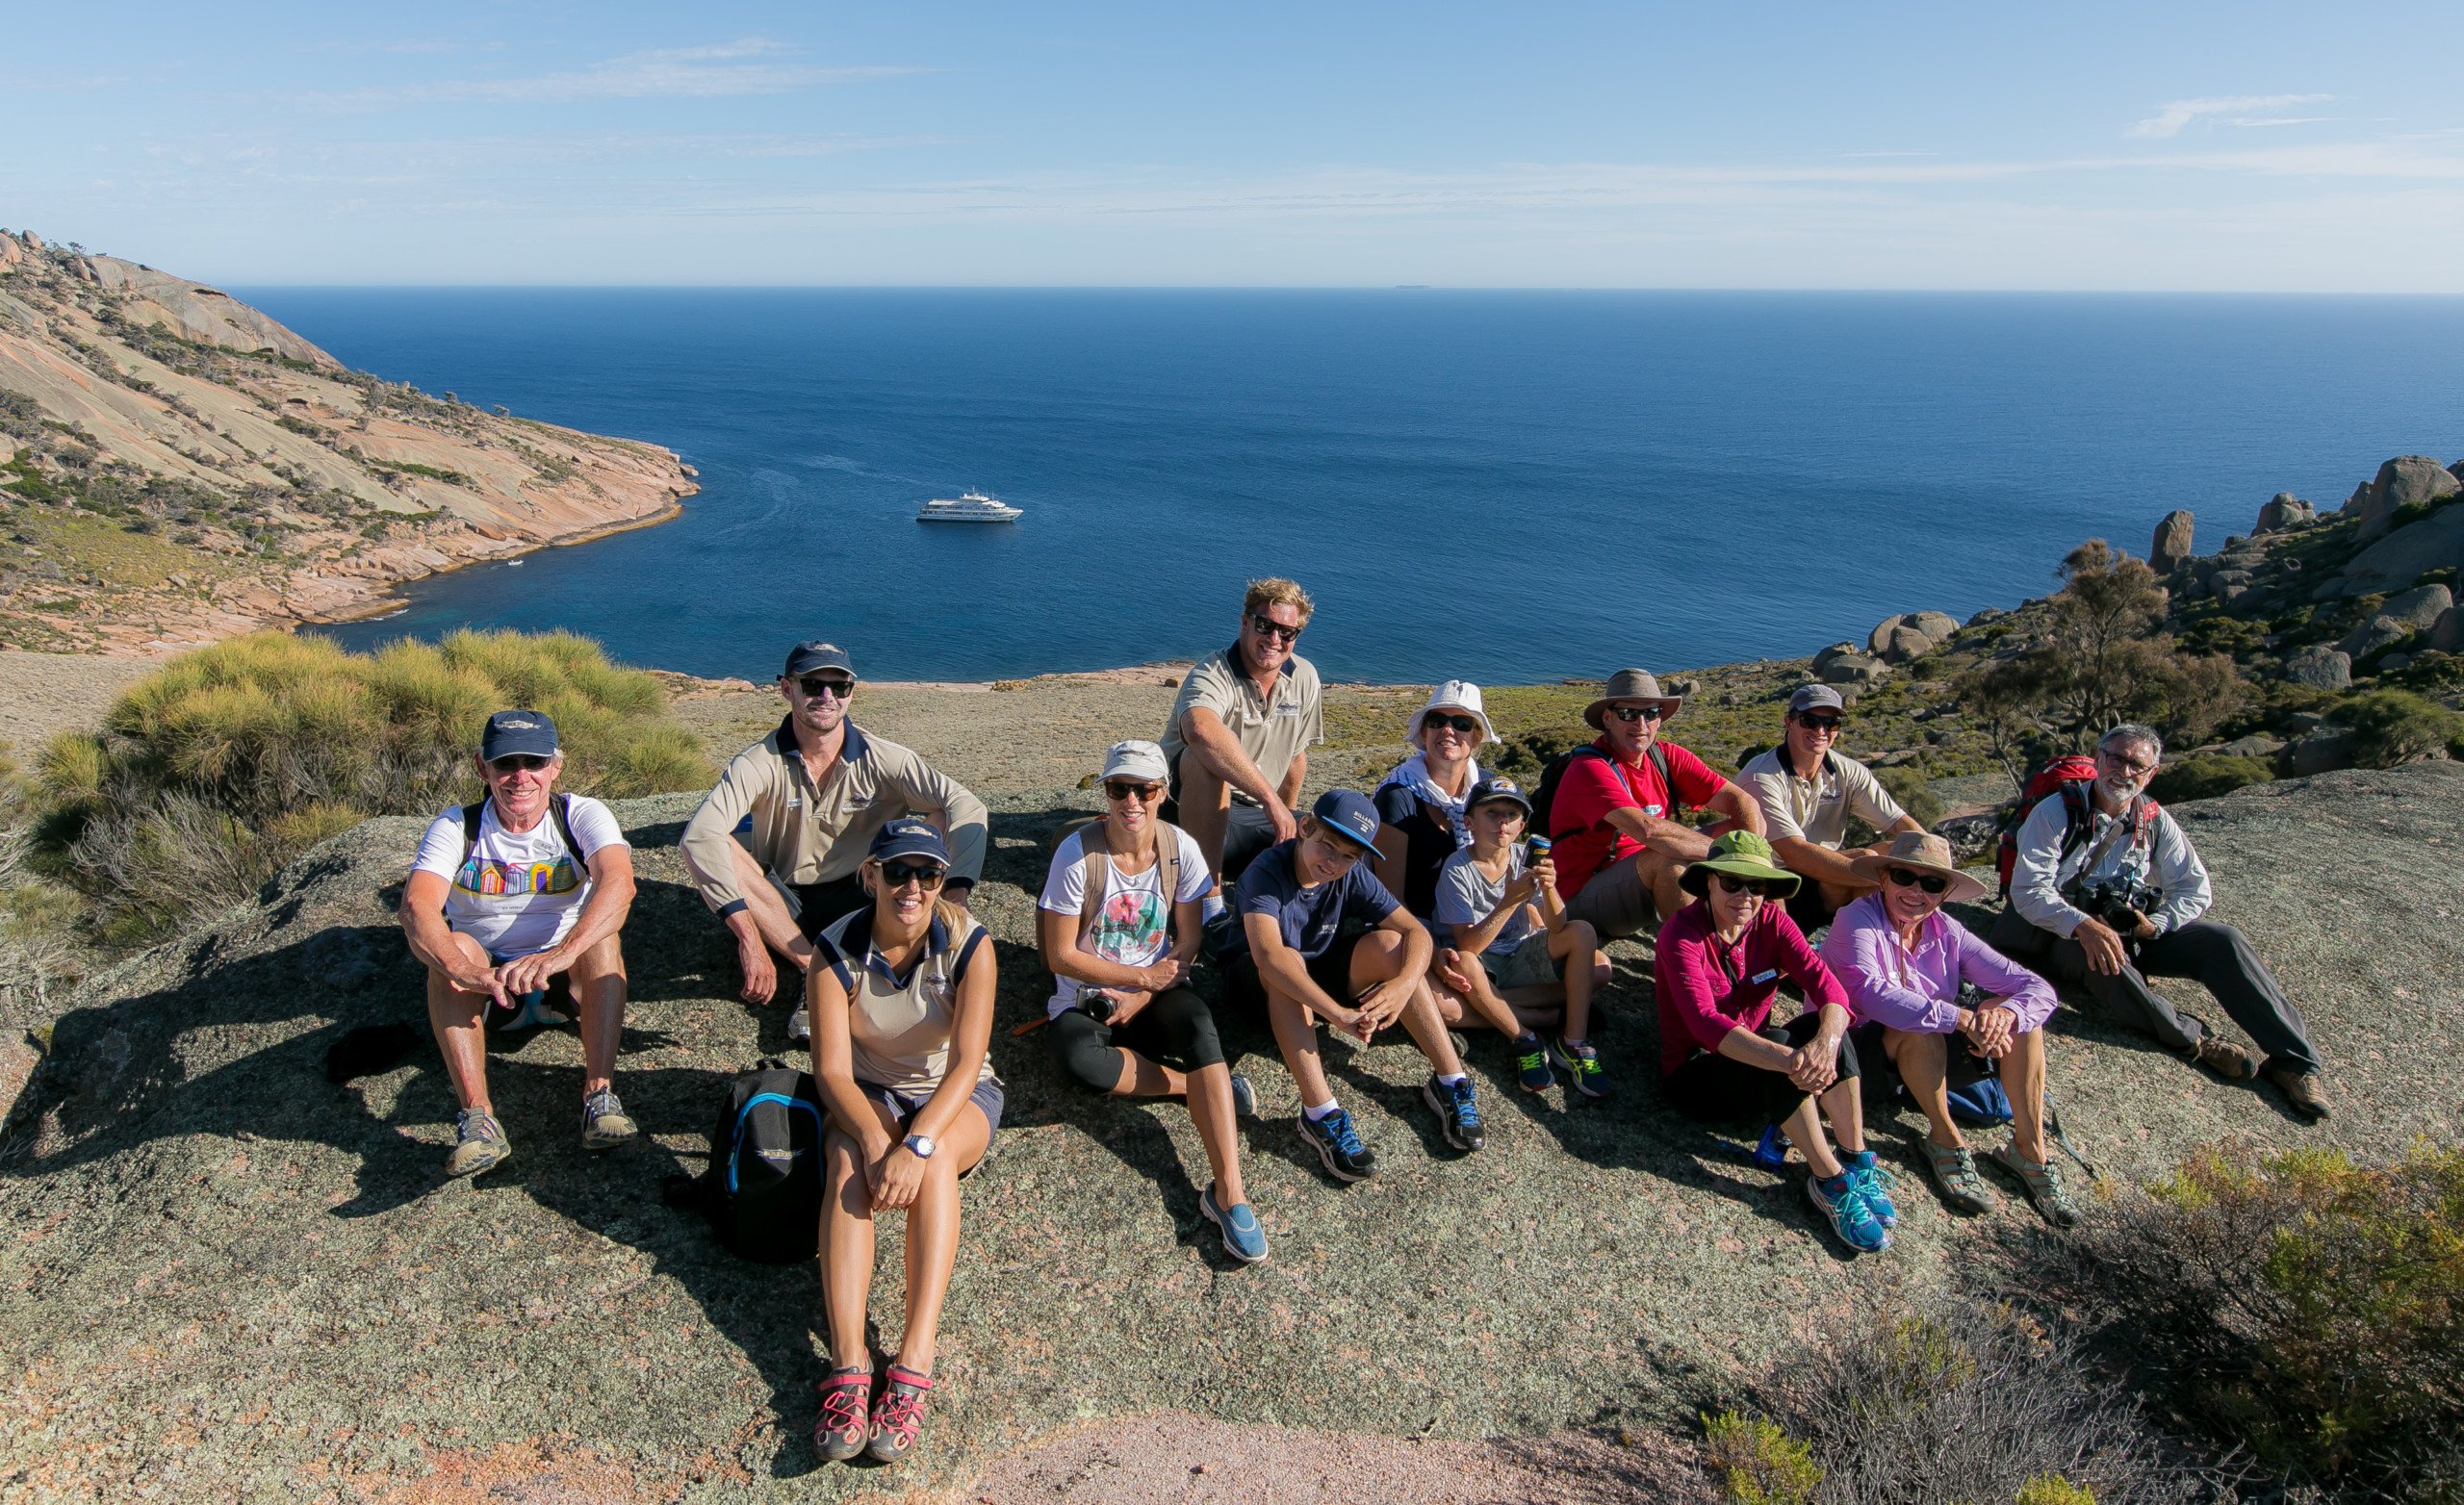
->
[1036, 741, 1266, 1265]
[399, 710, 636, 1180]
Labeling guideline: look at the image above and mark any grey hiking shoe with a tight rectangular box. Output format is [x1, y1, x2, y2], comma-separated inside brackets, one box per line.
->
[447, 1109, 511, 1178]
[1923, 1139, 1999, 1213]
[581, 1087, 638, 1150]
[1988, 1145, 2083, 1228]
[1227, 1070, 1258, 1119]
[787, 1006, 812, 1046]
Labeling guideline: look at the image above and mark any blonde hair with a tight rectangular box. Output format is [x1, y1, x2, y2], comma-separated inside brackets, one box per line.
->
[1243, 576, 1314, 625]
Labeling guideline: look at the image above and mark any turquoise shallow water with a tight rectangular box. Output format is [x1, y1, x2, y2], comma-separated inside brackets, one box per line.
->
[243, 288, 2464, 683]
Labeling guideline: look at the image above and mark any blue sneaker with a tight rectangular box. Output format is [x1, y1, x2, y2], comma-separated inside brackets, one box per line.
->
[1296, 1107, 1376, 1183]
[1808, 1171, 1891, 1254]
[1752, 1123, 1791, 1172]
[1227, 1070, 1258, 1119]
[1512, 1034, 1553, 1093]
[1422, 1075, 1487, 1152]
[1199, 1183, 1270, 1263]
[1845, 1150, 1898, 1228]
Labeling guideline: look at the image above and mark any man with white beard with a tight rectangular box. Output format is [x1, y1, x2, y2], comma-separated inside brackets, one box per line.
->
[1988, 724, 2332, 1119]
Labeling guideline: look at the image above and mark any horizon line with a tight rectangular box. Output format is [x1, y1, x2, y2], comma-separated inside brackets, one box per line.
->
[215, 282, 2464, 297]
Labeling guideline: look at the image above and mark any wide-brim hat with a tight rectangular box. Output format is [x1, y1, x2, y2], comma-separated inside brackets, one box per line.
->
[1410, 679, 1497, 745]
[1679, 830, 1802, 899]
[1583, 668, 1683, 730]
[1849, 830, 1988, 905]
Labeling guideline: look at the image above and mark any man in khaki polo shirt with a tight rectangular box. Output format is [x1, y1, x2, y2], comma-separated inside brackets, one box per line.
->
[680, 640, 988, 1042]
[1159, 576, 1324, 901]
[1736, 683, 1923, 933]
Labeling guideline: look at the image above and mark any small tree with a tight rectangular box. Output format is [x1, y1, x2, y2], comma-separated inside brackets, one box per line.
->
[1959, 541, 2244, 791]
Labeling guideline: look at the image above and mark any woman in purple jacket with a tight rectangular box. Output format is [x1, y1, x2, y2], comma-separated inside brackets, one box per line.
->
[1820, 831, 2080, 1227]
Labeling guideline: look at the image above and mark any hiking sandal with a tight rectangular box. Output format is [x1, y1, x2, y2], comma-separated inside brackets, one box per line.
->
[813, 1365, 873, 1463]
[866, 1364, 934, 1464]
[1988, 1145, 2083, 1228]
[1923, 1139, 1999, 1214]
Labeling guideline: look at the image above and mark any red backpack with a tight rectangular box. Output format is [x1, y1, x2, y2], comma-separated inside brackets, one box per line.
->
[1993, 754, 2158, 900]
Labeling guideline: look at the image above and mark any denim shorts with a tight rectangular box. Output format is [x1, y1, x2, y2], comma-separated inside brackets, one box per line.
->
[859, 1074, 1006, 1137]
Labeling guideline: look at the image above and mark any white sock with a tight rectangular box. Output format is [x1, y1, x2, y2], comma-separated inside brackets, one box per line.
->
[1302, 1097, 1341, 1121]
[1437, 1072, 1467, 1087]
[1201, 893, 1227, 923]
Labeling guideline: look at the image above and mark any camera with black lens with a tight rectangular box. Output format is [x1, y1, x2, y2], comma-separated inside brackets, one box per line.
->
[1076, 989, 1117, 1026]
[2067, 880, 2151, 930]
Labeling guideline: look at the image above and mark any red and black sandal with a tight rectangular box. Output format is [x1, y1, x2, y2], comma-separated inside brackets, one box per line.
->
[864, 1364, 934, 1464]
[812, 1365, 874, 1463]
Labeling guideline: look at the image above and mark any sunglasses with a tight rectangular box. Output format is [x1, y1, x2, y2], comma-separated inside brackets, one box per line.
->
[1104, 780, 1164, 804]
[1424, 713, 1482, 735]
[1246, 614, 1303, 645]
[1606, 704, 1664, 724]
[794, 675, 856, 701]
[486, 753, 553, 774]
[1710, 873, 1786, 899]
[880, 860, 946, 890]
[1885, 867, 1950, 896]
[1796, 714, 1843, 732]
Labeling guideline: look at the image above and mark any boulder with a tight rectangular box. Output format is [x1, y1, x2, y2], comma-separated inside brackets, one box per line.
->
[2150, 510, 2195, 574]
[2219, 733, 2286, 759]
[2338, 617, 2413, 661]
[1881, 625, 1935, 664]
[2254, 493, 2316, 534]
[2378, 454, 2462, 510]
[2289, 728, 2356, 777]
[1908, 610, 1960, 643]
[2382, 652, 2414, 674]
[1810, 641, 1860, 672]
[2431, 606, 2464, 654]
[1933, 812, 2001, 864]
[2377, 583, 2453, 634]
[2285, 645, 2352, 691]
[2337, 502, 2464, 593]
[1964, 607, 2008, 627]
[1865, 615, 1942, 664]
[1820, 652, 1888, 685]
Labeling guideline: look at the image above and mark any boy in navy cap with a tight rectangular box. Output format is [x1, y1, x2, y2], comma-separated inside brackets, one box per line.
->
[1228, 789, 1486, 1182]
[401, 709, 638, 1177]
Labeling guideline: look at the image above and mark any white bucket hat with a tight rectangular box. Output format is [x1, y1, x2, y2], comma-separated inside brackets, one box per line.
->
[1409, 679, 1496, 747]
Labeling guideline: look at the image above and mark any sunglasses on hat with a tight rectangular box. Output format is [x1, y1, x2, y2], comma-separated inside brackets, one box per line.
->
[1885, 867, 1950, 895]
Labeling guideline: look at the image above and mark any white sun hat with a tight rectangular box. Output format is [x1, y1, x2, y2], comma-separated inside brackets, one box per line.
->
[1408, 679, 1497, 747]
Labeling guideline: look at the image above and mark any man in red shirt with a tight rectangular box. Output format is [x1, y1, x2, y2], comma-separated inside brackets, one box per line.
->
[1550, 668, 1765, 938]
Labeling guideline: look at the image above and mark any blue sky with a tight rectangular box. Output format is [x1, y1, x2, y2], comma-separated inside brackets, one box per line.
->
[7, 2, 2464, 288]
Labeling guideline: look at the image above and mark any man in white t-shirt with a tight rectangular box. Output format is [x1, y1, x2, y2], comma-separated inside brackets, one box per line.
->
[400, 709, 638, 1178]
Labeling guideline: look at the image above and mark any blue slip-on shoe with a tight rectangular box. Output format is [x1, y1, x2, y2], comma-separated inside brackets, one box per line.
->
[1421, 1075, 1487, 1153]
[1227, 1070, 1258, 1119]
[1752, 1123, 1790, 1172]
[1199, 1182, 1270, 1263]
[1512, 1034, 1554, 1093]
[1550, 1036, 1610, 1099]
[1807, 1171, 1891, 1254]
[1296, 1108, 1376, 1183]
[1844, 1150, 1898, 1228]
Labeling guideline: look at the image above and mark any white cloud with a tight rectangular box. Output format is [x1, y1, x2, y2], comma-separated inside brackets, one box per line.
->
[2127, 93, 2332, 139]
[305, 38, 923, 109]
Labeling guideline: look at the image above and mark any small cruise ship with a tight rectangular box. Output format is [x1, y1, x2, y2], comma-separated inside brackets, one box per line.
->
[915, 489, 1022, 523]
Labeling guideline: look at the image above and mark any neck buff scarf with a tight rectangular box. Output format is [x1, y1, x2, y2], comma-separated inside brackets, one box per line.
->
[1376, 751, 1483, 849]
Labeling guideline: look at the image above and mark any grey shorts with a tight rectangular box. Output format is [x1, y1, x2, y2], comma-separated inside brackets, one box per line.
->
[859, 1075, 1007, 1138]
[1479, 930, 1559, 991]
[1564, 855, 1656, 939]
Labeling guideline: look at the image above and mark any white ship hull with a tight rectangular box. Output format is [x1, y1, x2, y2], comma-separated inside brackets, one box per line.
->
[916, 489, 1023, 523]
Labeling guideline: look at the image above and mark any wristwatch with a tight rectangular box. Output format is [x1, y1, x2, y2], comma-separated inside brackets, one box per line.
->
[903, 1133, 937, 1160]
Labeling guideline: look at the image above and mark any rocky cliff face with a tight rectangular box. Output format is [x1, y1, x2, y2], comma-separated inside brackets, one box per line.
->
[0, 229, 697, 653]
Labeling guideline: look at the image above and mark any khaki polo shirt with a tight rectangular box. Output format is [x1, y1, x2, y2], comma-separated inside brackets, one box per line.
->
[1159, 645, 1323, 805]
[680, 718, 988, 913]
[1738, 747, 1907, 850]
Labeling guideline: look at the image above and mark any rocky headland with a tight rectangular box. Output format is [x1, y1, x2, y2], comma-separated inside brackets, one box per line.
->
[0, 228, 696, 653]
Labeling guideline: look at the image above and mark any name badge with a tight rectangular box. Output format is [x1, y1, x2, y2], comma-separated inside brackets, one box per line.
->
[1750, 969, 1780, 985]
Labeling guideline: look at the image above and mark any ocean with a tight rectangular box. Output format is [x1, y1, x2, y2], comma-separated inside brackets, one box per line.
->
[244, 289, 2464, 685]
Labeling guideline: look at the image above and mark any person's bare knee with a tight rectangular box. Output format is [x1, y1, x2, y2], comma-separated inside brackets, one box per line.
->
[566, 934, 627, 987]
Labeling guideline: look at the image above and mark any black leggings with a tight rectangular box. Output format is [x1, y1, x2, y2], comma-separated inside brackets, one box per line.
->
[1662, 1011, 1861, 1127]
[1047, 986, 1226, 1093]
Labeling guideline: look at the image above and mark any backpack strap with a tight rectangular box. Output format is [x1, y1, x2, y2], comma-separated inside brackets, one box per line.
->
[460, 801, 486, 854]
[1074, 819, 1183, 947]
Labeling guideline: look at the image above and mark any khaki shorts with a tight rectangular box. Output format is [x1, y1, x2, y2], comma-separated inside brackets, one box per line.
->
[1564, 855, 1656, 939]
[1479, 930, 1559, 991]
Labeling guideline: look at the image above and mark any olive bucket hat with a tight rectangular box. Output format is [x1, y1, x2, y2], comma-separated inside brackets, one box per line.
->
[1678, 830, 1803, 900]
[1582, 668, 1684, 731]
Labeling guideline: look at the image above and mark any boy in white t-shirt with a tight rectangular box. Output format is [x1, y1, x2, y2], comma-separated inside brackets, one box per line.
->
[400, 709, 638, 1177]
[1432, 778, 1606, 1100]
[1035, 741, 1267, 1263]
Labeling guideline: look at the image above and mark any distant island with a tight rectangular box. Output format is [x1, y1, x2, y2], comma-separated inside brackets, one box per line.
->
[0, 229, 696, 654]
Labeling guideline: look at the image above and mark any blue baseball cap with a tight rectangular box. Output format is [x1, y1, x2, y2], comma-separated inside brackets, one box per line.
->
[1311, 789, 1381, 855]
[868, 817, 951, 866]
[1466, 777, 1533, 817]
[783, 640, 856, 678]
[479, 709, 559, 760]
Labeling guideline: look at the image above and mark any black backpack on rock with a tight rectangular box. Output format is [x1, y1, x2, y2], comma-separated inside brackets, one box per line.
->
[697, 1065, 827, 1264]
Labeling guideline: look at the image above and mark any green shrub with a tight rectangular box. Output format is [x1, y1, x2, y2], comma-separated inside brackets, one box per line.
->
[2340, 688, 2464, 768]
[2015, 1478, 2096, 1505]
[2145, 754, 2272, 804]
[1875, 765, 1947, 829]
[1701, 1412, 1820, 1505]
[38, 629, 708, 943]
[2049, 1143, 2464, 1497]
